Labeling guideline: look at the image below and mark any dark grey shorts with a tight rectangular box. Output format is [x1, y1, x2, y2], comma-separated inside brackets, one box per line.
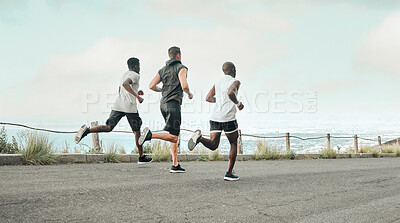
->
[106, 110, 142, 132]
[210, 120, 238, 134]
[160, 100, 181, 136]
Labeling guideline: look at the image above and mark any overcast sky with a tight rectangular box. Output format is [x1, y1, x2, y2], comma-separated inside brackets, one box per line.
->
[0, 0, 399, 131]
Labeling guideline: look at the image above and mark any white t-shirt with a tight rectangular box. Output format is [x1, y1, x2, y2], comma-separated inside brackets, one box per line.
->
[210, 75, 238, 122]
[112, 70, 140, 113]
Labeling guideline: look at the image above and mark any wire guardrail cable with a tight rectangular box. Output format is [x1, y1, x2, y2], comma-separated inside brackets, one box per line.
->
[0, 122, 395, 142]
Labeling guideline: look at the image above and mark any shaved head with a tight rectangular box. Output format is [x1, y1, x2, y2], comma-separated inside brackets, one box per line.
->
[222, 62, 236, 77]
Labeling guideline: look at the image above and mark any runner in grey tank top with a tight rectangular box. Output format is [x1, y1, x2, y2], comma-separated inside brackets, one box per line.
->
[139, 46, 193, 173]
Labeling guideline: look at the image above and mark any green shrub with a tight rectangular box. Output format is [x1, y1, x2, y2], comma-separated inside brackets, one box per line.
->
[320, 147, 337, 159]
[19, 132, 58, 165]
[198, 155, 208, 162]
[152, 141, 171, 162]
[282, 150, 296, 160]
[208, 150, 223, 161]
[104, 143, 122, 163]
[0, 127, 19, 154]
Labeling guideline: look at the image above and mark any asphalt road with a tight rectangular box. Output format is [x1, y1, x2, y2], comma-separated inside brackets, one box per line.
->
[1, 158, 400, 223]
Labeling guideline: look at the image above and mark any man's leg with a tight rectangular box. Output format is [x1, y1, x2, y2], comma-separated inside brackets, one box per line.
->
[89, 125, 112, 133]
[225, 131, 239, 174]
[150, 133, 179, 166]
[199, 132, 222, 151]
[75, 110, 123, 144]
[133, 131, 143, 157]
[171, 142, 178, 167]
[151, 133, 179, 143]
[126, 113, 151, 163]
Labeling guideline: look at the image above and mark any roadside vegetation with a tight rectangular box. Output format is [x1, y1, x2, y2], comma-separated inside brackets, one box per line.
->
[208, 150, 223, 161]
[104, 143, 122, 163]
[319, 147, 337, 159]
[151, 141, 171, 162]
[360, 144, 400, 157]
[0, 127, 19, 154]
[254, 140, 296, 160]
[19, 131, 58, 165]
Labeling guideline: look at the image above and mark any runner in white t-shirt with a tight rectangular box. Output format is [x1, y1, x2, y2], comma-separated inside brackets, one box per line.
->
[74, 57, 152, 164]
[188, 62, 244, 181]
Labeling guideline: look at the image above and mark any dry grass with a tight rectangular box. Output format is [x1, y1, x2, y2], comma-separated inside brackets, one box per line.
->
[208, 150, 223, 161]
[152, 141, 171, 162]
[254, 140, 293, 160]
[319, 147, 337, 159]
[104, 142, 122, 163]
[19, 132, 58, 165]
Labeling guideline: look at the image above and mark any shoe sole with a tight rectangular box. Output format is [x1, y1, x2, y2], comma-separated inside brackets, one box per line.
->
[170, 170, 185, 173]
[138, 127, 150, 146]
[188, 131, 201, 151]
[138, 160, 153, 165]
[224, 177, 239, 181]
[75, 125, 88, 144]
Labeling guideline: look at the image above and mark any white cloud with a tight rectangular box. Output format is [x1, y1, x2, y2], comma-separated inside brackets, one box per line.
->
[147, 0, 294, 33]
[0, 26, 288, 122]
[355, 12, 400, 77]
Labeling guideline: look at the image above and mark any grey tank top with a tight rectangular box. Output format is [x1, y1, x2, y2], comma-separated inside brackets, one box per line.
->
[158, 59, 187, 104]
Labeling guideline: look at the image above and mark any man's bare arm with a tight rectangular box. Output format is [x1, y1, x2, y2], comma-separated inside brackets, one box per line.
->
[149, 73, 162, 92]
[228, 80, 244, 110]
[178, 68, 193, 99]
[122, 78, 144, 103]
[206, 85, 216, 103]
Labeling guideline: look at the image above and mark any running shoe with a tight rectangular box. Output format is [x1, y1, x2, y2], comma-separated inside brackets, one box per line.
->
[170, 164, 185, 173]
[138, 155, 152, 164]
[224, 172, 239, 181]
[75, 125, 89, 144]
[188, 130, 202, 151]
[138, 127, 152, 146]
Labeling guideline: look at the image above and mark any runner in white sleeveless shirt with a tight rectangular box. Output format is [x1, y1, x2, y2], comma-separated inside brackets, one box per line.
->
[188, 62, 244, 181]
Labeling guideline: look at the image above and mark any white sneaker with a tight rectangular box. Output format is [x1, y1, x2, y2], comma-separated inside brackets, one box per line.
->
[75, 125, 88, 144]
[188, 130, 202, 151]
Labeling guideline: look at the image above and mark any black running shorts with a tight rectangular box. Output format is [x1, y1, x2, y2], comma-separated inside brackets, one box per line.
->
[209, 120, 238, 134]
[106, 110, 142, 132]
[160, 100, 181, 136]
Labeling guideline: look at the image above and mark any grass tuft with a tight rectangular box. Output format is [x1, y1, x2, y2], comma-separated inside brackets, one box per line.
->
[319, 147, 337, 159]
[382, 144, 400, 154]
[197, 155, 208, 162]
[104, 143, 122, 163]
[19, 132, 58, 165]
[208, 150, 223, 161]
[254, 140, 289, 160]
[132, 143, 153, 154]
[152, 141, 171, 162]
[360, 146, 380, 157]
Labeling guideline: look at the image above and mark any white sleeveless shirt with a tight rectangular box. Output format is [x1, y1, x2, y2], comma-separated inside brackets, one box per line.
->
[210, 75, 238, 122]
